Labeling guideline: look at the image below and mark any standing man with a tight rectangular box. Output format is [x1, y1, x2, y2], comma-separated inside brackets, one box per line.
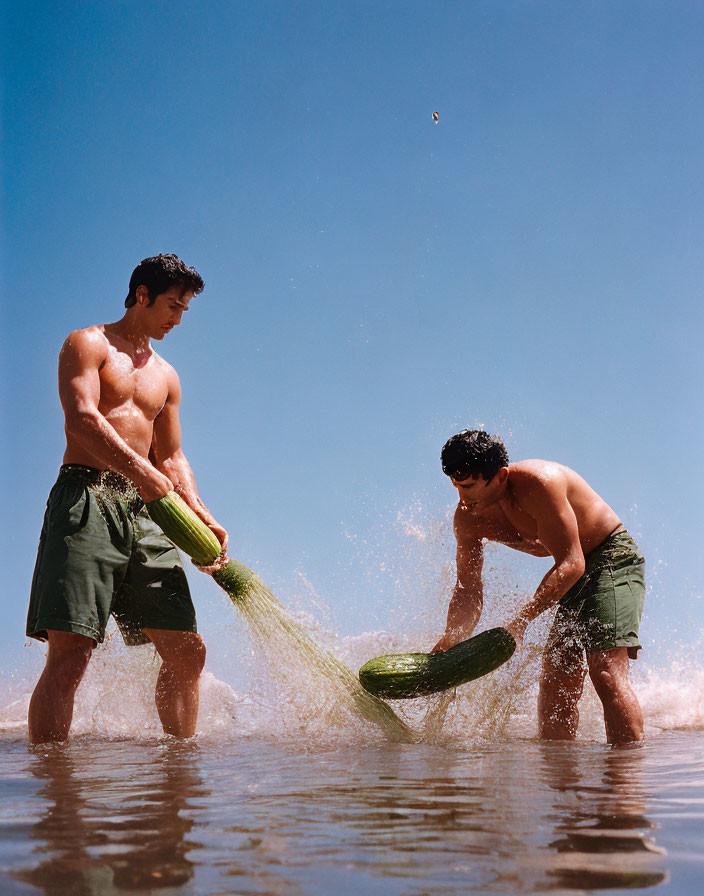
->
[433, 430, 645, 745]
[26, 254, 227, 743]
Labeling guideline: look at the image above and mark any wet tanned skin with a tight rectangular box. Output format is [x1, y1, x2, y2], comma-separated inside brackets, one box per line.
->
[58, 284, 227, 553]
[454, 460, 621, 558]
[433, 460, 621, 654]
[28, 283, 225, 743]
[433, 460, 643, 744]
[60, 287, 192, 493]
[62, 327, 173, 465]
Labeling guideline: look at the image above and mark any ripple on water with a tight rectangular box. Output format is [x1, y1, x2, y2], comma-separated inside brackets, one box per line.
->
[2, 732, 703, 893]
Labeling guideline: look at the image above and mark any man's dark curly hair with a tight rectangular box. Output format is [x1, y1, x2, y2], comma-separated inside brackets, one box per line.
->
[125, 254, 205, 308]
[441, 430, 509, 482]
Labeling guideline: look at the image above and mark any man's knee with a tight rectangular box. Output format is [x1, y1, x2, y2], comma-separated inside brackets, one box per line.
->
[541, 644, 587, 689]
[45, 631, 94, 689]
[587, 648, 629, 697]
[181, 636, 206, 676]
[150, 632, 206, 678]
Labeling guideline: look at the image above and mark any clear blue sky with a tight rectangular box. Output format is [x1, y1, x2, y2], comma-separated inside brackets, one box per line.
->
[2, 1, 703, 684]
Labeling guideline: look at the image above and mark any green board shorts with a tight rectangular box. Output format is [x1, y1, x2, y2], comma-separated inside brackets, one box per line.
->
[547, 525, 645, 659]
[26, 465, 197, 647]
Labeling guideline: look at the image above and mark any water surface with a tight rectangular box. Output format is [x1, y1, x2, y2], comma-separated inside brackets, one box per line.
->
[1, 730, 702, 895]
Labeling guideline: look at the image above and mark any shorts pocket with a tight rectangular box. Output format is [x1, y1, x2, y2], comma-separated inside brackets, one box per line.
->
[48, 479, 91, 535]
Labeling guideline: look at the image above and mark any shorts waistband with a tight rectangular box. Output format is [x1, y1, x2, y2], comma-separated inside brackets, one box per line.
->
[59, 464, 139, 495]
[584, 523, 642, 571]
[601, 523, 627, 544]
[585, 523, 628, 558]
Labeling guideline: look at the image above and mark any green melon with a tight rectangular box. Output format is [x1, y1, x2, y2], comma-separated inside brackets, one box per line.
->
[359, 627, 516, 699]
[147, 491, 254, 599]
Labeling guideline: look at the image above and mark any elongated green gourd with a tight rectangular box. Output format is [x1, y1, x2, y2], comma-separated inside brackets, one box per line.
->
[358, 627, 516, 699]
[146, 491, 254, 600]
[147, 491, 416, 739]
[212, 561, 255, 603]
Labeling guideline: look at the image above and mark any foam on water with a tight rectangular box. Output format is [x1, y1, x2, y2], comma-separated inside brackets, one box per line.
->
[2, 502, 702, 745]
[2, 619, 703, 745]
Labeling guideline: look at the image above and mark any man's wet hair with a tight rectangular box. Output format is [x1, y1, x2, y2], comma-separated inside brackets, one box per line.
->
[125, 254, 204, 308]
[441, 430, 509, 482]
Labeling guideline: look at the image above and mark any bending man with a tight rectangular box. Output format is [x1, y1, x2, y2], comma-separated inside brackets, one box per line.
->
[433, 430, 645, 745]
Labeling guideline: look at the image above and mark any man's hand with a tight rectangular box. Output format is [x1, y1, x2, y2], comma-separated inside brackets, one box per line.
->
[193, 549, 230, 575]
[192, 519, 230, 575]
[208, 520, 229, 555]
[431, 630, 463, 654]
[138, 469, 174, 503]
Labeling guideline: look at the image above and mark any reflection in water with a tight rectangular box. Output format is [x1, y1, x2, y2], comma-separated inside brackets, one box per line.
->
[13, 740, 203, 894]
[537, 743, 667, 890]
[3, 736, 680, 894]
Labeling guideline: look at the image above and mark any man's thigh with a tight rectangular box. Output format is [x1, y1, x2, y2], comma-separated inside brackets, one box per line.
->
[112, 511, 197, 646]
[586, 646, 631, 683]
[27, 474, 131, 644]
[541, 608, 588, 708]
[45, 629, 95, 660]
[545, 603, 588, 672]
[541, 635, 587, 691]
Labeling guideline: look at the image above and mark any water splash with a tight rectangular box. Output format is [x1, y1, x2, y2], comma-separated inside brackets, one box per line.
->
[231, 577, 416, 743]
[3, 495, 702, 746]
[2, 624, 703, 744]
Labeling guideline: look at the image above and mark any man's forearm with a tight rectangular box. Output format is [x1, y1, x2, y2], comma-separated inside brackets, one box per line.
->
[515, 560, 584, 626]
[157, 451, 215, 522]
[444, 583, 483, 640]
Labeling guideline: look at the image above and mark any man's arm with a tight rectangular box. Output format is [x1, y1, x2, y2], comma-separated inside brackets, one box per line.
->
[505, 470, 585, 644]
[59, 329, 173, 502]
[150, 363, 229, 554]
[431, 506, 484, 652]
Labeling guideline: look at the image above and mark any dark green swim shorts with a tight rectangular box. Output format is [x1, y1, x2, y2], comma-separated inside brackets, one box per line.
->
[26, 465, 196, 646]
[547, 525, 645, 659]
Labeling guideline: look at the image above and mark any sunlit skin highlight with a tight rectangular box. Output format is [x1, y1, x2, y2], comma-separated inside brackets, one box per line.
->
[434, 459, 643, 745]
[28, 278, 226, 744]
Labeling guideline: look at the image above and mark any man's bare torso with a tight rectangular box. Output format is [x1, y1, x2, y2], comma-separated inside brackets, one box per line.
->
[62, 325, 171, 468]
[457, 460, 621, 559]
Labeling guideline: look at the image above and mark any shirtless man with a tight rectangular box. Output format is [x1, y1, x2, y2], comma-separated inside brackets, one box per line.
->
[26, 254, 228, 743]
[432, 430, 645, 745]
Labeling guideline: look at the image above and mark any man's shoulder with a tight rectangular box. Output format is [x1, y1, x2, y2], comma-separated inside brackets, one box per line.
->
[151, 349, 179, 379]
[510, 460, 567, 489]
[509, 460, 573, 512]
[149, 350, 181, 399]
[59, 325, 109, 363]
[62, 324, 108, 349]
[453, 503, 489, 540]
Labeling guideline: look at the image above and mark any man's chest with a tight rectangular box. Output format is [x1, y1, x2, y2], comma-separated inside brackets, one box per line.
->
[476, 503, 543, 552]
[98, 351, 168, 419]
[497, 501, 539, 539]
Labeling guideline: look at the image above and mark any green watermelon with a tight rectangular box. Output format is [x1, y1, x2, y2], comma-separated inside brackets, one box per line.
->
[359, 627, 516, 699]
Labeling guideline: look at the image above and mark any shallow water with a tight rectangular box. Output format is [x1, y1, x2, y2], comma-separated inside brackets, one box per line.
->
[3, 519, 703, 894]
[1, 730, 702, 895]
[2, 611, 704, 894]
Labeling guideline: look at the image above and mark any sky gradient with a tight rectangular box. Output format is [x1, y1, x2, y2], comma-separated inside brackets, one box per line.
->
[2, 1, 703, 686]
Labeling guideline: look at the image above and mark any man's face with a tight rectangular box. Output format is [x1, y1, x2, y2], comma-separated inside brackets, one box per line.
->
[138, 286, 194, 340]
[451, 472, 504, 513]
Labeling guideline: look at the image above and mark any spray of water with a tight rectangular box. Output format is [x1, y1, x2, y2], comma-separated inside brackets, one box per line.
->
[2, 497, 701, 745]
[230, 577, 417, 743]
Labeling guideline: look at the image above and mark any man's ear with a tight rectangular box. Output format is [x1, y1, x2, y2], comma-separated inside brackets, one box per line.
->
[496, 467, 509, 485]
[136, 285, 149, 305]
